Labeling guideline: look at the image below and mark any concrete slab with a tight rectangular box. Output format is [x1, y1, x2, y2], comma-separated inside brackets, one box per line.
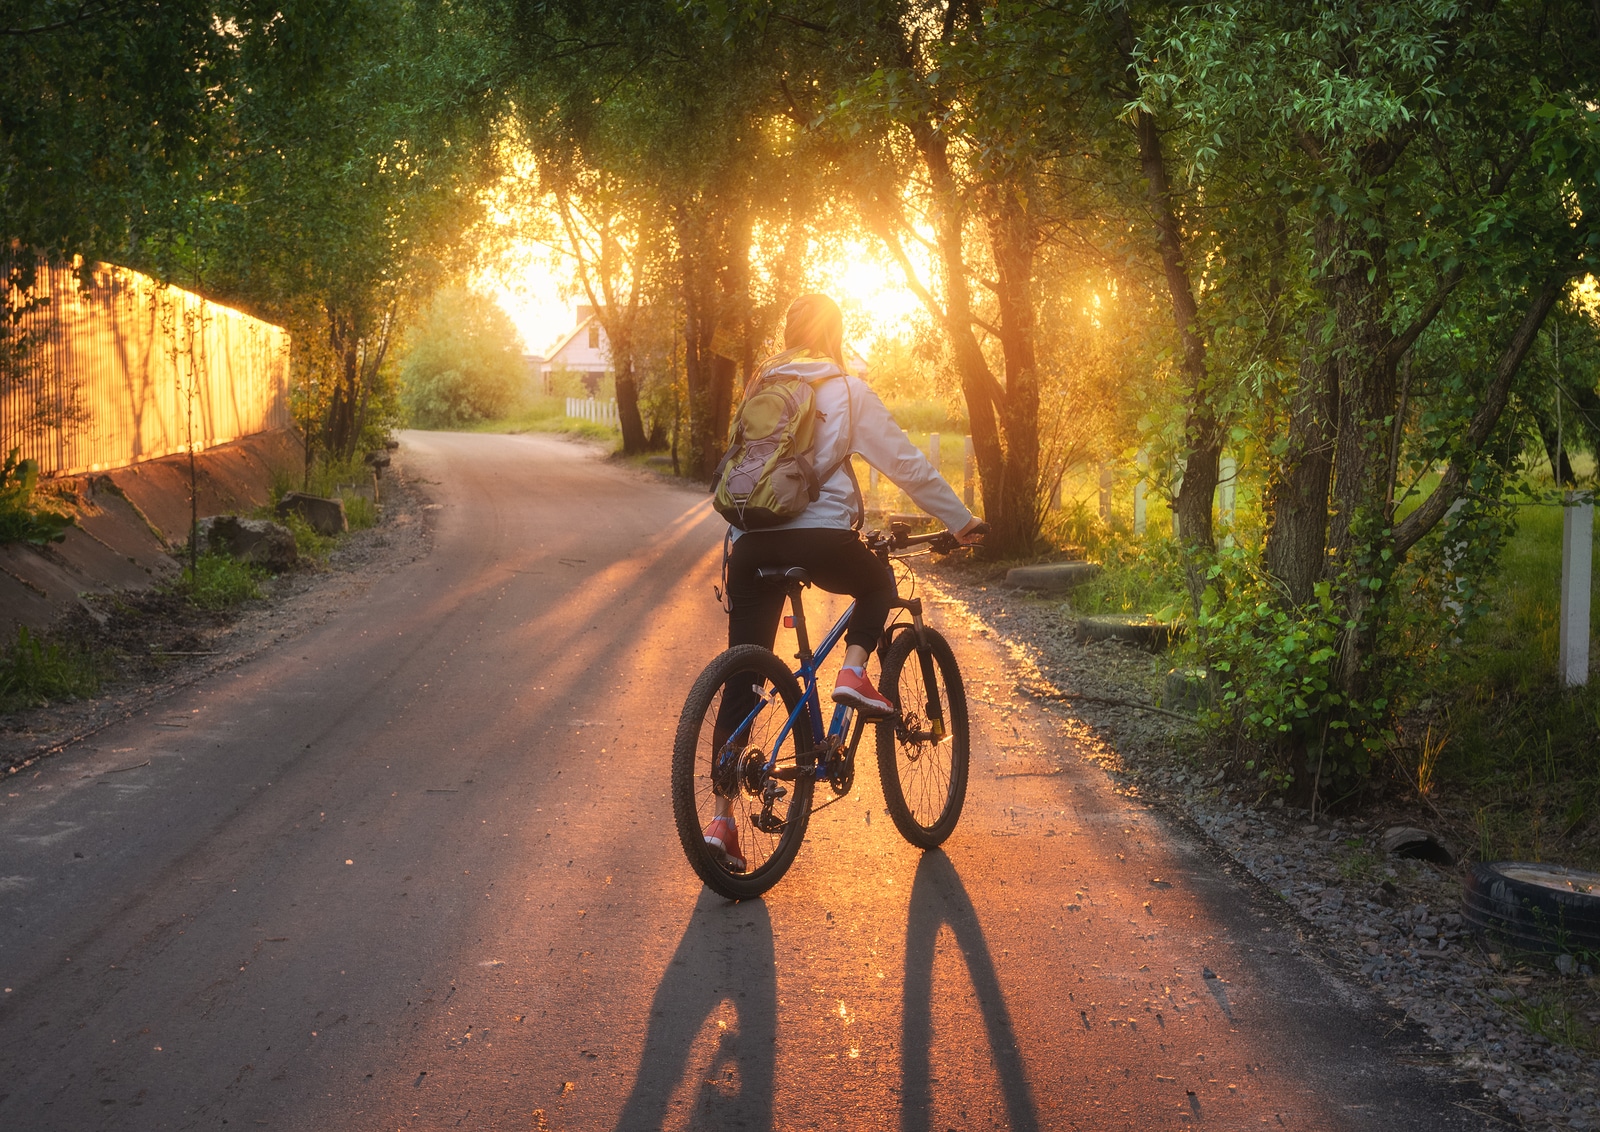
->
[1004, 561, 1101, 592]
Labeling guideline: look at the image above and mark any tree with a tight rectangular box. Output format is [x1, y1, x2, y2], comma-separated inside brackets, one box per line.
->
[1133, 0, 1600, 781]
[201, 0, 500, 461]
[400, 288, 527, 428]
[481, 0, 829, 476]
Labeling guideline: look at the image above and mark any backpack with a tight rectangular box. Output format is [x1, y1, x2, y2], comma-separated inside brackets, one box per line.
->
[711, 348, 852, 531]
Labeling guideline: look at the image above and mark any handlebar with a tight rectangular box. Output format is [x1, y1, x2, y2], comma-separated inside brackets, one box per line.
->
[868, 520, 989, 555]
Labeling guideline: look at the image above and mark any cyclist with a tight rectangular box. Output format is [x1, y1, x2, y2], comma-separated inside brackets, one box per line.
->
[704, 293, 985, 871]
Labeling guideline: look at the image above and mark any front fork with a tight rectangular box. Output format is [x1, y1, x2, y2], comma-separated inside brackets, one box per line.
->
[893, 598, 947, 741]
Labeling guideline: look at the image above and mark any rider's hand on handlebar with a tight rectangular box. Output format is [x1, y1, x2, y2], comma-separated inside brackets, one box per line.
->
[955, 518, 989, 546]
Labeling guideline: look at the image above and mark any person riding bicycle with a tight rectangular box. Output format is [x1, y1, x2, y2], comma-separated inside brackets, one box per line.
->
[704, 293, 986, 871]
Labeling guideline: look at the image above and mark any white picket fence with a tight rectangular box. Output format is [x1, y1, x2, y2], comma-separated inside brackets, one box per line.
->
[565, 397, 619, 427]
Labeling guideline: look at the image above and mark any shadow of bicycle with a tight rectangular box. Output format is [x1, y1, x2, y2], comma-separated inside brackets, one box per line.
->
[612, 889, 776, 1132]
[902, 850, 1041, 1132]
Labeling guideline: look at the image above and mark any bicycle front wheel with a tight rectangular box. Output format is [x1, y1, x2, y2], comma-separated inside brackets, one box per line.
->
[877, 627, 970, 848]
[672, 644, 815, 899]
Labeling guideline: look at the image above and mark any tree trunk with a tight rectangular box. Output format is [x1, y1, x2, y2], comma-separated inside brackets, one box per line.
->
[324, 311, 360, 461]
[911, 120, 1038, 554]
[1322, 221, 1398, 701]
[986, 182, 1041, 552]
[1530, 401, 1576, 487]
[1264, 317, 1339, 606]
[1132, 105, 1218, 599]
[611, 325, 649, 454]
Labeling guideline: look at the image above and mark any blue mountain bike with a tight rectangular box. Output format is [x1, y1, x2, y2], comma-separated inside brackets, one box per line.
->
[672, 525, 974, 899]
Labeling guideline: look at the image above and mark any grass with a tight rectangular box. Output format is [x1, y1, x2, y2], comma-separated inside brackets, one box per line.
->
[0, 625, 100, 711]
[170, 553, 263, 610]
[465, 395, 620, 443]
[1426, 500, 1600, 867]
[1066, 534, 1187, 617]
[1513, 990, 1600, 1053]
[259, 453, 381, 555]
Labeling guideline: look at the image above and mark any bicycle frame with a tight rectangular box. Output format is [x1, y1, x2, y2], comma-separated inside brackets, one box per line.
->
[724, 583, 937, 787]
[717, 526, 956, 800]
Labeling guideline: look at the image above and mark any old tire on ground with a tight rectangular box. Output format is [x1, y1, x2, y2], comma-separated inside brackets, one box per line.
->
[1461, 861, 1600, 955]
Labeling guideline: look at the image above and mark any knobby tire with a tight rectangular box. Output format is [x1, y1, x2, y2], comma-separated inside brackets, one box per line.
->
[672, 644, 814, 899]
[877, 628, 969, 848]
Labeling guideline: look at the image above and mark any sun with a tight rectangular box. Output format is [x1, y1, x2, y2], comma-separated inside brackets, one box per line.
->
[805, 237, 927, 351]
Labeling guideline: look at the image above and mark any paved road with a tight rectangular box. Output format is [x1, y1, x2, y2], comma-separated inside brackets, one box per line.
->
[0, 432, 1489, 1130]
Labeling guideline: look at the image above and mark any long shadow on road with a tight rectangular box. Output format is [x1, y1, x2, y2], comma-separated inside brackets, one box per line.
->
[903, 850, 1040, 1132]
[613, 890, 776, 1132]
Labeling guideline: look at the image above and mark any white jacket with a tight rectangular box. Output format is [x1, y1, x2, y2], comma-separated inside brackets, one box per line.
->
[731, 354, 975, 537]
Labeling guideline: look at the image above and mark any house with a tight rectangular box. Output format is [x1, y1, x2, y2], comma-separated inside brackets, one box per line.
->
[538, 305, 610, 395]
[534, 304, 870, 395]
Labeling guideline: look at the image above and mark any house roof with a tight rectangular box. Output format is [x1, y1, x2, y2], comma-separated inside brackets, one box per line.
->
[541, 312, 601, 365]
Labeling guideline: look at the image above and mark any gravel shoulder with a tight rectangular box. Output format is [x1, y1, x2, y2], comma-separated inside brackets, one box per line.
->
[923, 555, 1600, 1132]
[0, 460, 433, 777]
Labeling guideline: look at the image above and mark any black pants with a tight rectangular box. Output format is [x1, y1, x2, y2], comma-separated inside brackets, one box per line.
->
[726, 527, 896, 653]
[713, 528, 896, 755]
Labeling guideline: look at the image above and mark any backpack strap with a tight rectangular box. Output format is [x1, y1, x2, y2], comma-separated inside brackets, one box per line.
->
[810, 373, 863, 529]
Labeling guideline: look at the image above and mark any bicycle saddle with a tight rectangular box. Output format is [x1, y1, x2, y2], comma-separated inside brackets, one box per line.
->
[756, 566, 812, 586]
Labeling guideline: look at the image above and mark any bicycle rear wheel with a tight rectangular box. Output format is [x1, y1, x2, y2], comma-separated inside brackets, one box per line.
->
[672, 644, 815, 899]
[877, 627, 969, 848]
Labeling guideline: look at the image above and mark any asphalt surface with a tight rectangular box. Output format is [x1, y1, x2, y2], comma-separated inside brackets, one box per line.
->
[0, 432, 1494, 1130]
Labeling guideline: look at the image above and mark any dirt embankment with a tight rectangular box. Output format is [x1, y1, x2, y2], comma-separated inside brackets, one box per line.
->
[0, 430, 303, 639]
[0, 441, 429, 776]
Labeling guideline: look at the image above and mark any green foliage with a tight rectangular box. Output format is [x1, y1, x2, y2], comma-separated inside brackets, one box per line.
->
[341, 494, 379, 531]
[177, 554, 263, 611]
[887, 400, 968, 434]
[278, 512, 336, 560]
[1199, 553, 1352, 771]
[400, 288, 528, 428]
[0, 626, 99, 711]
[0, 449, 71, 545]
[1069, 536, 1187, 618]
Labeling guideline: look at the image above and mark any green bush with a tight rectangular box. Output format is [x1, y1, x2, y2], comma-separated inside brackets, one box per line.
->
[179, 553, 264, 610]
[1069, 535, 1186, 616]
[0, 449, 71, 545]
[0, 626, 99, 710]
[278, 510, 335, 559]
[399, 288, 526, 428]
[887, 399, 967, 434]
[341, 493, 378, 530]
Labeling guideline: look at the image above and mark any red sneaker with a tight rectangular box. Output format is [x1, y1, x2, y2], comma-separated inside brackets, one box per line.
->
[832, 667, 895, 718]
[703, 815, 746, 872]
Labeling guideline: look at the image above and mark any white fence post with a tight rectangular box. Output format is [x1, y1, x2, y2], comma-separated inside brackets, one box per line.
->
[963, 435, 975, 510]
[1218, 454, 1237, 528]
[1561, 490, 1593, 687]
[1133, 449, 1147, 535]
[1098, 463, 1113, 523]
[929, 432, 941, 468]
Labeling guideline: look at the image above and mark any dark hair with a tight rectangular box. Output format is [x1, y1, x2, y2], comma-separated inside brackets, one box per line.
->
[784, 293, 844, 366]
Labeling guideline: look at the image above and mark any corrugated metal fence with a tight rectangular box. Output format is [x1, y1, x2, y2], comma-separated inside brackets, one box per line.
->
[1, 254, 290, 477]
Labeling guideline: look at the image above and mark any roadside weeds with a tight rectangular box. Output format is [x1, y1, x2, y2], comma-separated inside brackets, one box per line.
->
[0, 462, 430, 779]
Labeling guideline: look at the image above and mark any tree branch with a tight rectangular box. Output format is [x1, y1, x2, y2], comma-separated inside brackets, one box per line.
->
[1, 0, 132, 36]
[1393, 274, 1566, 556]
[1385, 263, 1464, 366]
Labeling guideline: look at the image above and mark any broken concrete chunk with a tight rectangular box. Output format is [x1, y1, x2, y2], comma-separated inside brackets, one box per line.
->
[195, 515, 298, 572]
[1077, 614, 1182, 651]
[276, 492, 348, 536]
[1005, 561, 1101, 593]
